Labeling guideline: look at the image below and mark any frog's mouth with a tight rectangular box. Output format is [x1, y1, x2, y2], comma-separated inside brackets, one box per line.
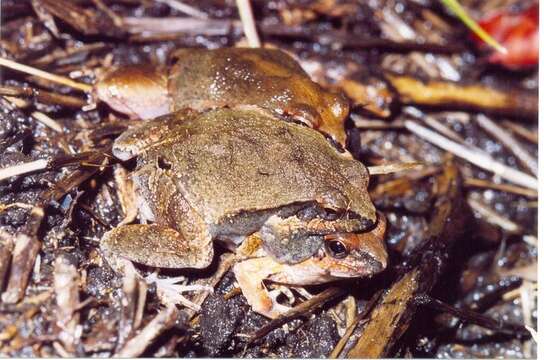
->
[319, 251, 387, 278]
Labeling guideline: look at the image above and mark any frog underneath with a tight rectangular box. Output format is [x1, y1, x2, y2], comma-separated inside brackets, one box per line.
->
[95, 47, 350, 147]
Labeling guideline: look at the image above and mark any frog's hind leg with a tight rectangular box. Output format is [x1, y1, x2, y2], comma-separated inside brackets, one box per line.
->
[101, 224, 214, 311]
[101, 224, 213, 270]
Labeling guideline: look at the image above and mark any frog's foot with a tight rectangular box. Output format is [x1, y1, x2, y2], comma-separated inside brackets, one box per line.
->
[145, 272, 213, 311]
[101, 224, 213, 269]
[232, 257, 291, 319]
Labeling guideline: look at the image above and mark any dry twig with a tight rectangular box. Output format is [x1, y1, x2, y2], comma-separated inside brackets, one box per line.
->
[464, 177, 537, 198]
[414, 294, 530, 337]
[259, 24, 464, 54]
[404, 107, 466, 144]
[236, 0, 261, 47]
[0, 231, 15, 293]
[248, 287, 346, 343]
[0, 85, 86, 108]
[0, 57, 93, 93]
[116, 259, 147, 352]
[1, 207, 44, 304]
[467, 196, 522, 235]
[502, 121, 538, 144]
[54, 254, 81, 355]
[387, 74, 537, 120]
[155, 0, 208, 19]
[123, 17, 232, 38]
[346, 162, 467, 357]
[31, 111, 63, 133]
[0, 159, 49, 182]
[330, 291, 382, 358]
[475, 114, 538, 176]
[115, 305, 178, 357]
[405, 120, 538, 190]
[368, 162, 425, 175]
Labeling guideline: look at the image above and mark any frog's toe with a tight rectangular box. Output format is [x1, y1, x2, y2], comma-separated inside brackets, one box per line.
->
[145, 272, 213, 311]
[101, 224, 213, 269]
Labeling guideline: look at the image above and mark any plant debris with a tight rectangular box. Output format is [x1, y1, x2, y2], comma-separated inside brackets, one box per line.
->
[0, 0, 537, 358]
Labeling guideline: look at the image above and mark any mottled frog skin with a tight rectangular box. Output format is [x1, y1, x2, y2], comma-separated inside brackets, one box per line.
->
[169, 48, 350, 145]
[102, 108, 377, 271]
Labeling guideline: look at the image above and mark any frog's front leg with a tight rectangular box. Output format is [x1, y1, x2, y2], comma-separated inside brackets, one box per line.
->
[232, 257, 291, 319]
[102, 158, 214, 270]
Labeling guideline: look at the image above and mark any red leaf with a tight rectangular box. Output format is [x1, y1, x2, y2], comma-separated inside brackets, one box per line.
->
[474, 3, 538, 69]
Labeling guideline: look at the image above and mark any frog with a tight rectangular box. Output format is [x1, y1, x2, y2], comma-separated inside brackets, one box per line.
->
[95, 47, 350, 147]
[101, 107, 387, 318]
[233, 214, 387, 318]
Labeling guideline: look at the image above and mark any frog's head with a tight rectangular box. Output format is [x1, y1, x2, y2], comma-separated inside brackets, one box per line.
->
[258, 190, 381, 268]
[95, 65, 171, 120]
[318, 212, 388, 278]
[265, 212, 387, 286]
[260, 208, 387, 279]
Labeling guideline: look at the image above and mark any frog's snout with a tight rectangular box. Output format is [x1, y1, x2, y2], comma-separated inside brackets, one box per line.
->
[356, 246, 388, 274]
[324, 212, 388, 276]
[358, 212, 389, 272]
[355, 212, 388, 273]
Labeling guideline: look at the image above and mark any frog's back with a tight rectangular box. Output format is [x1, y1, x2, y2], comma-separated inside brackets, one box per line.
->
[168, 47, 307, 110]
[145, 108, 366, 224]
[167, 47, 350, 146]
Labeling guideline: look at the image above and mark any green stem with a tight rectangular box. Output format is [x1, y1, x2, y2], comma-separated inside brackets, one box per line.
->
[440, 0, 507, 54]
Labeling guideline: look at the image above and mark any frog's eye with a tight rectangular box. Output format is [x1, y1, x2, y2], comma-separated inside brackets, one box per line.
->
[325, 240, 348, 259]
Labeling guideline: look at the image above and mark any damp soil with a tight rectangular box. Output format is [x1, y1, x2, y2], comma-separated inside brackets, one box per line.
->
[0, 0, 537, 358]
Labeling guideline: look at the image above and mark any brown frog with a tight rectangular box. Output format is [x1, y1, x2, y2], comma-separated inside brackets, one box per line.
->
[233, 218, 387, 318]
[96, 48, 350, 147]
[101, 107, 387, 318]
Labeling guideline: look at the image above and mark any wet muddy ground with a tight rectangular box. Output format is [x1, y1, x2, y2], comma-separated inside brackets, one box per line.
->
[0, 0, 537, 357]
